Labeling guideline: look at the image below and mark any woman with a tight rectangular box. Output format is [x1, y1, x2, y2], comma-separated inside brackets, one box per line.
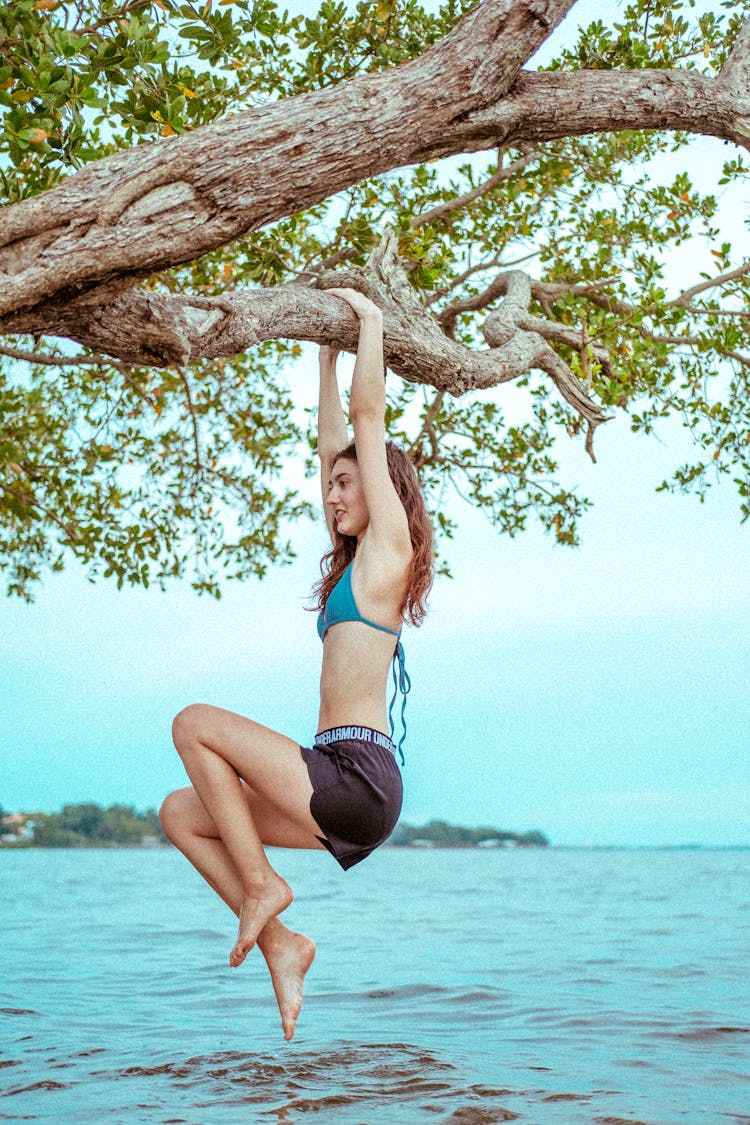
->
[159, 288, 433, 1041]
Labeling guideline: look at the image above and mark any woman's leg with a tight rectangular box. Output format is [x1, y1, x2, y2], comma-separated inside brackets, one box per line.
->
[160, 783, 320, 1040]
[170, 703, 323, 966]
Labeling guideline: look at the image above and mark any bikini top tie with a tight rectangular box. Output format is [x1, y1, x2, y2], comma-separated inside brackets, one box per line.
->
[317, 561, 411, 764]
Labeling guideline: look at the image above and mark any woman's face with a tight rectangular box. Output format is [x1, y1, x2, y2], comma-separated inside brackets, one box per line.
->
[327, 457, 369, 540]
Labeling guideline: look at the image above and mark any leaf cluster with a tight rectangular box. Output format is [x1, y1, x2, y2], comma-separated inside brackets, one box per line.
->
[0, 340, 310, 598]
[0, 0, 474, 200]
[548, 0, 747, 74]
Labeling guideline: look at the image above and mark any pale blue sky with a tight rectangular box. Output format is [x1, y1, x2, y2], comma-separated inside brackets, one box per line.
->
[2, 0, 748, 845]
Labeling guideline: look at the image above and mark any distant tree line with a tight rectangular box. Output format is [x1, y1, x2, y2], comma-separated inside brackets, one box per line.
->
[2, 803, 166, 847]
[389, 820, 548, 848]
[2, 804, 547, 849]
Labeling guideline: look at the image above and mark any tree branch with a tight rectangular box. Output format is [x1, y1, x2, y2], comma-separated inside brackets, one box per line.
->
[459, 65, 750, 154]
[523, 276, 750, 373]
[677, 305, 750, 320]
[671, 261, 750, 307]
[0, 343, 103, 366]
[0, 481, 80, 541]
[5, 5, 750, 328]
[529, 270, 750, 342]
[0, 343, 157, 408]
[411, 148, 538, 228]
[425, 251, 507, 307]
[5, 233, 608, 450]
[176, 366, 202, 474]
[408, 390, 446, 468]
[0, 0, 575, 321]
[719, 15, 750, 89]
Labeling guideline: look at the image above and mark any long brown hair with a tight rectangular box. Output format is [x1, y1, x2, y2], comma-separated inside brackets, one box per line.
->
[314, 440, 434, 626]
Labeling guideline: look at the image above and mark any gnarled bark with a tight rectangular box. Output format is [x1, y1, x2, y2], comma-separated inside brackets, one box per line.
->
[6, 230, 610, 453]
[0, 0, 576, 319]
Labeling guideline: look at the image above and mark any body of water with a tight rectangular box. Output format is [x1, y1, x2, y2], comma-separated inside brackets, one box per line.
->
[1, 846, 749, 1124]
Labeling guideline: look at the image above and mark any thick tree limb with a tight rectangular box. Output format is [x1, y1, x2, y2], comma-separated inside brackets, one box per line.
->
[458, 65, 750, 152]
[2, 0, 747, 472]
[439, 270, 612, 379]
[5, 231, 609, 456]
[0, 0, 574, 320]
[2, 1, 749, 327]
[719, 15, 750, 89]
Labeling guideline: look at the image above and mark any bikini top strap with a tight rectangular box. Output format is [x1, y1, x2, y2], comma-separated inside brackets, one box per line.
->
[387, 641, 411, 766]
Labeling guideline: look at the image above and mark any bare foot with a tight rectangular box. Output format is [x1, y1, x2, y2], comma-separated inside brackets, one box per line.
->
[229, 874, 293, 967]
[259, 921, 316, 1041]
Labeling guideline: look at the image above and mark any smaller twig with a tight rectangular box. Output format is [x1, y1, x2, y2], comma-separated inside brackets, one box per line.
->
[719, 347, 750, 370]
[294, 246, 359, 283]
[408, 390, 445, 468]
[580, 314, 592, 394]
[425, 250, 538, 306]
[177, 366, 202, 474]
[585, 417, 605, 462]
[425, 253, 503, 306]
[670, 261, 750, 307]
[674, 304, 750, 320]
[0, 481, 79, 541]
[438, 272, 510, 332]
[411, 149, 537, 229]
[0, 0, 154, 47]
[0, 343, 108, 366]
[76, 0, 153, 35]
[0, 342, 158, 409]
[531, 275, 623, 303]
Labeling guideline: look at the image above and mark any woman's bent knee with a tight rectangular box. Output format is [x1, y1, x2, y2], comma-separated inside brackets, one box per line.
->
[160, 786, 219, 844]
[159, 787, 194, 839]
[171, 702, 212, 750]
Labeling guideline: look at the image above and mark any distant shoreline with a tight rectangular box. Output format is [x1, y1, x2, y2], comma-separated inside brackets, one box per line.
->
[2, 805, 747, 851]
[0, 806, 549, 850]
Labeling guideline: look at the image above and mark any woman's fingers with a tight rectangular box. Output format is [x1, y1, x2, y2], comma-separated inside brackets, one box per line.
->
[319, 344, 340, 363]
[326, 287, 381, 319]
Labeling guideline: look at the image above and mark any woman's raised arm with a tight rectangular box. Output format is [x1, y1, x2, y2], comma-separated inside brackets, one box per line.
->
[326, 289, 411, 561]
[318, 345, 350, 541]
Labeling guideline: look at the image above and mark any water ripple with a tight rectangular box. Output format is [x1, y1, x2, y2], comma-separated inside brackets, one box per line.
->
[2, 847, 749, 1124]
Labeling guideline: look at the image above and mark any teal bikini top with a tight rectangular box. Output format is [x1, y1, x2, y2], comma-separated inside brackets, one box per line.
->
[317, 560, 410, 763]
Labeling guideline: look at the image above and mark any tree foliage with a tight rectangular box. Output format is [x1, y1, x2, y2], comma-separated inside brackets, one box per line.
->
[26, 802, 165, 845]
[1, 0, 749, 599]
[389, 818, 548, 846]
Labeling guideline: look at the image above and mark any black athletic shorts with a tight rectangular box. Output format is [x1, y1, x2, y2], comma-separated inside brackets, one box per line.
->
[300, 725, 403, 871]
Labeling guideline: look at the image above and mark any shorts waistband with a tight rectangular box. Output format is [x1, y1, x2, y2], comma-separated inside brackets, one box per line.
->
[314, 725, 396, 753]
